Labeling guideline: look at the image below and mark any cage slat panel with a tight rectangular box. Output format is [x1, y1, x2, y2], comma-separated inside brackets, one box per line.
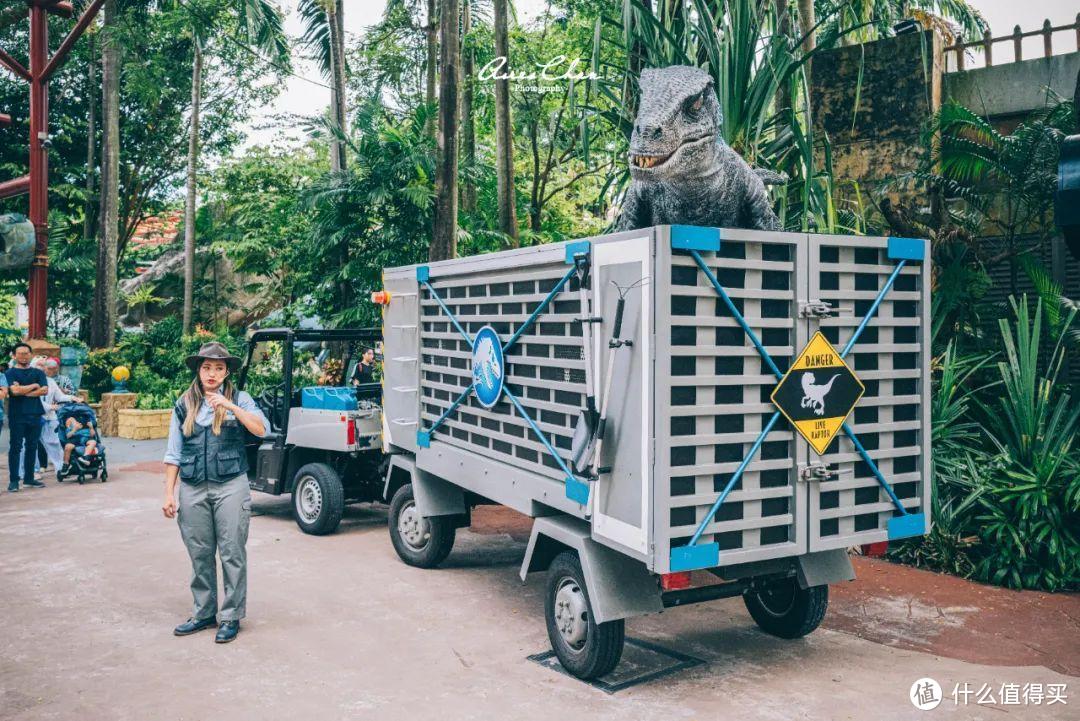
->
[655, 229, 809, 571]
[807, 235, 931, 551]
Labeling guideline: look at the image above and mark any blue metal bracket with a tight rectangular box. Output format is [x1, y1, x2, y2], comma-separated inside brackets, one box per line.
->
[886, 236, 925, 261]
[564, 240, 591, 264]
[670, 240, 922, 572]
[416, 253, 590, 506]
[671, 225, 721, 252]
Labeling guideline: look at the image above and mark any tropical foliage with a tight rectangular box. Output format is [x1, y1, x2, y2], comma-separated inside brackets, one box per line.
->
[2, 0, 1077, 591]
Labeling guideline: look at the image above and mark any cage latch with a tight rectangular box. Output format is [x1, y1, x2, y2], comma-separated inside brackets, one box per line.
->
[798, 300, 834, 318]
[799, 462, 837, 482]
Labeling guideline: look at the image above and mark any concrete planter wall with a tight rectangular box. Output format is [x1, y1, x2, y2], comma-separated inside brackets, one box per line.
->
[117, 408, 171, 440]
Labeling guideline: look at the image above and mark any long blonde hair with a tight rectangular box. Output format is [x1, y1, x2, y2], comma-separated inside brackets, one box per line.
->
[179, 375, 236, 437]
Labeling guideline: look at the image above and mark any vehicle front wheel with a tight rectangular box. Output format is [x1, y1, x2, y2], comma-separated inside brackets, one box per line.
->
[544, 551, 624, 680]
[743, 577, 828, 639]
[388, 483, 455, 568]
[292, 463, 345, 535]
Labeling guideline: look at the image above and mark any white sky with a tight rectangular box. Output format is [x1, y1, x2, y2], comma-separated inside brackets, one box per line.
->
[239, 0, 1079, 151]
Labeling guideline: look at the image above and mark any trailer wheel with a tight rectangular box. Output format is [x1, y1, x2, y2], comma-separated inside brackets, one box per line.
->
[292, 463, 344, 536]
[388, 483, 455, 568]
[743, 577, 828, 639]
[544, 551, 624, 680]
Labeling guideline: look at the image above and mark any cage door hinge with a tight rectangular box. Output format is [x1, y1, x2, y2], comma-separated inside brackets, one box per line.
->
[799, 462, 838, 482]
[798, 300, 834, 318]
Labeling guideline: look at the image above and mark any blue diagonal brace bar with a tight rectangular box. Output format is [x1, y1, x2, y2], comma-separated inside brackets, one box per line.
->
[418, 383, 475, 447]
[834, 258, 913, 517]
[671, 412, 784, 571]
[503, 264, 578, 354]
[840, 260, 906, 357]
[421, 279, 472, 345]
[415, 268, 474, 446]
[691, 411, 783, 547]
[690, 250, 783, 380]
[504, 388, 586, 502]
[674, 249, 788, 570]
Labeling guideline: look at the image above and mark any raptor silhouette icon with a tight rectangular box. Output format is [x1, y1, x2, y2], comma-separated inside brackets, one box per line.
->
[800, 372, 840, 416]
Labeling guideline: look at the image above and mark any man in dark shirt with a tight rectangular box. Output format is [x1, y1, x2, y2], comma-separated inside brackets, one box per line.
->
[350, 348, 379, 402]
[351, 348, 377, 385]
[6, 342, 48, 492]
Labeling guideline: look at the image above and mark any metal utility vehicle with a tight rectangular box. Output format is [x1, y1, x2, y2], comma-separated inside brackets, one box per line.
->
[375, 226, 931, 679]
[238, 327, 385, 535]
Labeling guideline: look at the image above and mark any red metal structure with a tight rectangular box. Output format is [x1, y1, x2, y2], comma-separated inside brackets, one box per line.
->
[0, 0, 104, 339]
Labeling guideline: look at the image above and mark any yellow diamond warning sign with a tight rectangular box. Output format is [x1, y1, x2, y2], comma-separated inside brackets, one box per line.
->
[770, 331, 865, 455]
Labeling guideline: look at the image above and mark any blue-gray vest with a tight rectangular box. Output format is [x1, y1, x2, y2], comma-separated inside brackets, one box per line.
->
[174, 401, 250, 483]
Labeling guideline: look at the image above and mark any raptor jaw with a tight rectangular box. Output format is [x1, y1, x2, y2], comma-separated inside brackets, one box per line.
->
[629, 134, 713, 171]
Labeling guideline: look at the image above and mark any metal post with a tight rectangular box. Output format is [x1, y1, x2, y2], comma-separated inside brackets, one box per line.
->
[0, 0, 105, 339]
[28, 1, 49, 339]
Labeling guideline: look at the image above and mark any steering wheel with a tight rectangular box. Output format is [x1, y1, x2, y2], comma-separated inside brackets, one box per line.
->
[257, 382, 287, 432]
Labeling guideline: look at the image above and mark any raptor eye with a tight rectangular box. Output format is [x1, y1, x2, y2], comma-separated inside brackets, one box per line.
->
[684, 93, 704, 115]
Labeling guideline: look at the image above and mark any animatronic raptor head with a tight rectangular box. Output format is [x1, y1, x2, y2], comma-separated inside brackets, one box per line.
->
[628, 65, 722, 183]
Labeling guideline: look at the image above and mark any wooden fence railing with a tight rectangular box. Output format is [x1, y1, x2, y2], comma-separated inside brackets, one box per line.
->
[945, 14, 1080, 71]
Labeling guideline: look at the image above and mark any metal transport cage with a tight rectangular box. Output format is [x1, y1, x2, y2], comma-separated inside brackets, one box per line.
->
[378, 224, 931, 679]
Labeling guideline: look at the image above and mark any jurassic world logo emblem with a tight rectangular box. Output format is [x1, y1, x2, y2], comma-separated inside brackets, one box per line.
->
[771, 332, 865, 455]
[471, 325, 505, 409]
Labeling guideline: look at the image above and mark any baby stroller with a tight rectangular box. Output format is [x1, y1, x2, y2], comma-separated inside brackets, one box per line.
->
[56, 402, 108, 484]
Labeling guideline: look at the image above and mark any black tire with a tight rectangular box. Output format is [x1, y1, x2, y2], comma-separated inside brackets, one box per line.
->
[388, 483, 455, 568]
[743, 577, 828, 639]
[544, 551, 624, 680]
[291, 463, 345, 535]
[100, 469, 108, 483]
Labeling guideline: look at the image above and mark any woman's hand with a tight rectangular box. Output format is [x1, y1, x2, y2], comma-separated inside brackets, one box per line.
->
[205, 391, 237, 412]
[162, 493, 178, 519]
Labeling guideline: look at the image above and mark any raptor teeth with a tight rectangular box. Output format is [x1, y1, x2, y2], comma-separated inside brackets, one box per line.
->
[631, 154, 668, 169]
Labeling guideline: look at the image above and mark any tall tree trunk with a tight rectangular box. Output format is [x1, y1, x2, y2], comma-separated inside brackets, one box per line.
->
[327, 0, 347, 172]
[773, 0, 791, 120]
[424, 0, 437, 138]
[797, 0, 815, 83]
[460, 0, 475, 212]
[91, 0, 120, 349]
[493, 0, 518, 244]
[83, 34, 96, 244]
[327, 0, 350, 310]
[431, 0, 459, 261]
[182, 39, 202, 336]
[796, 0, 815, 52]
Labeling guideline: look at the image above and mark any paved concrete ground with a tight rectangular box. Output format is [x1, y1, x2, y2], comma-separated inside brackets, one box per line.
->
[1, 438, 1075, 720]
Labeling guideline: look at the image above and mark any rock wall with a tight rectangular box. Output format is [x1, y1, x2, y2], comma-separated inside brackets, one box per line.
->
[811, 30, 944, 200]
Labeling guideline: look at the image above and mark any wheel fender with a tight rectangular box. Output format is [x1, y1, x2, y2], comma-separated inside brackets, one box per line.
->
[795, 549, 855, 589]
[520, 515, 663, 624]
[384, 455, 466, 517]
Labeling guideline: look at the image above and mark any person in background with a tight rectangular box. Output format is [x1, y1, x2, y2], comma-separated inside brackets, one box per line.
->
[351, 347, 376, 386]
[37, 358, 77, 476]
[6, 343, 49, 492]
[0, 368, 7, 442]
[350, 347, 378, 402]
[30, 357, 49, 477]
[0, 363, 8, 444]
[51, 357, 76, 396]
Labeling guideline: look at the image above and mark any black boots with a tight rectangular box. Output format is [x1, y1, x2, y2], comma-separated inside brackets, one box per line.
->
[173, 616, 217, 636]
[215, 621, 240, 644]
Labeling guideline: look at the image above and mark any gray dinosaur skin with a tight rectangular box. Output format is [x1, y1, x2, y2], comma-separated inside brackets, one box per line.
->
[615, 65, 781, 232]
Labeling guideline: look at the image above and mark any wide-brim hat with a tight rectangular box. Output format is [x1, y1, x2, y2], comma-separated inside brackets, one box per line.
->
[185, 341, 242, 373]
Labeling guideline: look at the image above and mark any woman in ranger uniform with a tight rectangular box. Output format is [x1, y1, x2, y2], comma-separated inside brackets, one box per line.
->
[162, 342, 269, 644]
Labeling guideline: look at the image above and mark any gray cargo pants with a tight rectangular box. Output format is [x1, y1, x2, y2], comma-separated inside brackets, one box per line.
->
[177, 474, 251, 622]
